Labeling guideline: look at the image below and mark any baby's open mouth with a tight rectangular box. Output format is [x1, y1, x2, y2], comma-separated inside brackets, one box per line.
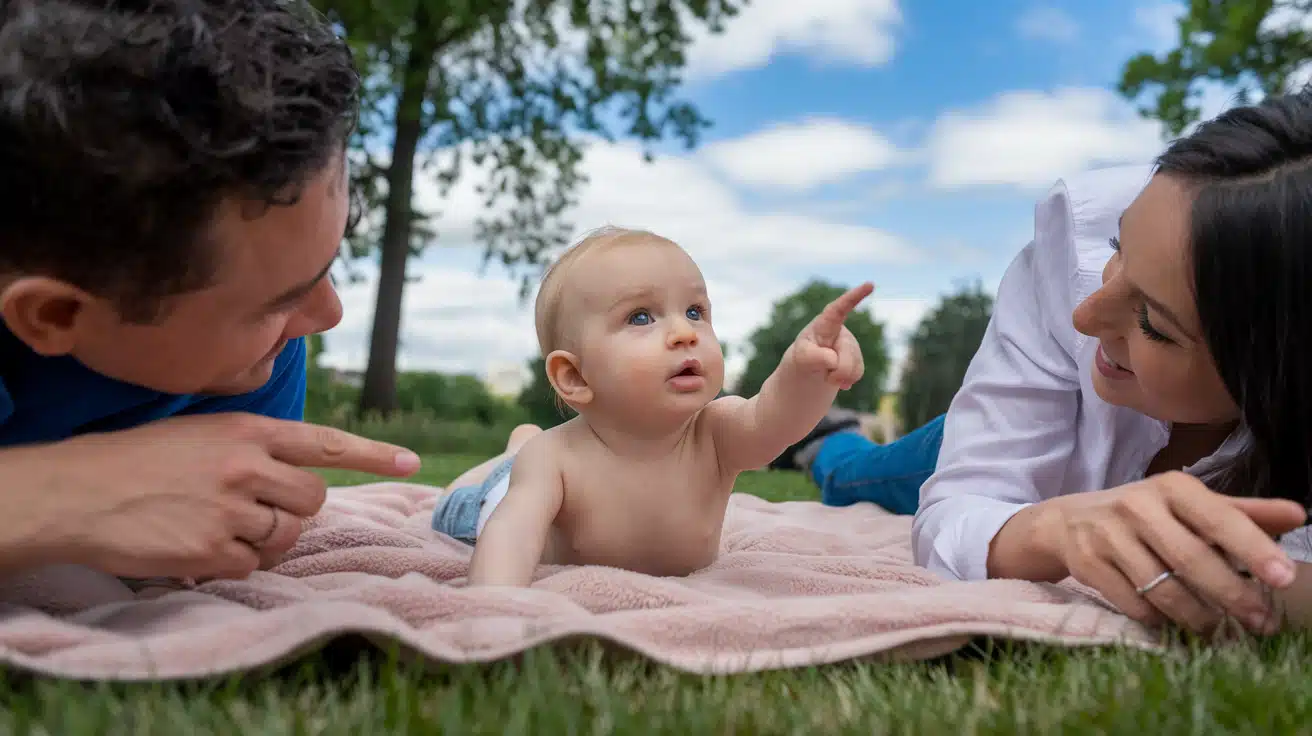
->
[671, 359, 703, 378]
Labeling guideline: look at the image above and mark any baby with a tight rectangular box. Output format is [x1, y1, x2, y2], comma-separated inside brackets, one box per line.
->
[431, 226, 872, 586]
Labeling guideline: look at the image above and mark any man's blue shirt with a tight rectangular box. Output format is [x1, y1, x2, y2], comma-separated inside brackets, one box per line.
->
[0, 328, 307, 447]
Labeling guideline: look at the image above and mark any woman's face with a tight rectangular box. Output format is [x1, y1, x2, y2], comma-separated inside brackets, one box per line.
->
[1071, 173, 1240, 426]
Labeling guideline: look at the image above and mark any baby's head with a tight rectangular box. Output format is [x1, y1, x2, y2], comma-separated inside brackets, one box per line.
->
[534, 226, 725, 427]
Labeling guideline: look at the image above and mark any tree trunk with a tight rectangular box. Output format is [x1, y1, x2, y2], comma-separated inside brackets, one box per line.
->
[357, 10, 436, 418]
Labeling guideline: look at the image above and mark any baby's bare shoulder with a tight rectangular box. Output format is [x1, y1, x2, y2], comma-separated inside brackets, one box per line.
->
[511, 426, 568, 471]
[697, 395, 747, 426]
[538, 419, 595, 460]
[528, 420, 600, 490]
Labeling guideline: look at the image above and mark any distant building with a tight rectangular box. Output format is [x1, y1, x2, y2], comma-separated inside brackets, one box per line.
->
[328, 368, 364, 388]
[873, 393, 901, 443]
[484, 362, 531, 398]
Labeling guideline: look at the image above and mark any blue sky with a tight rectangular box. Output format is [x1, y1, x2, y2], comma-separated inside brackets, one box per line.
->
[321, 0, 1224, 393]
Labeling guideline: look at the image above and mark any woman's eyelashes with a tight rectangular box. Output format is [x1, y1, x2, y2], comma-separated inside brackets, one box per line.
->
[1137, 305, 1171, 343]
[1109, 237, 1173, 344]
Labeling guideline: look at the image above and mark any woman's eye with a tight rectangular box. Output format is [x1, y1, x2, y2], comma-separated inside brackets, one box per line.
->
[628, 310, 652, 326]
[1137, 305, 1172, 344]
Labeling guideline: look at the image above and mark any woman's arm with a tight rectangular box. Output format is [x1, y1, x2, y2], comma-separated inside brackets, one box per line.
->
[912, 175, 1103, 582]
[1272, 532, 1312, 629]
[1271, 564, 1312, 629]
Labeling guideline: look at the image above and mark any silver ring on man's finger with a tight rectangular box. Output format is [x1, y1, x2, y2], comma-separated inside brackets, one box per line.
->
[249, 503, 279, 549]
[1136, 570, 1174, 596]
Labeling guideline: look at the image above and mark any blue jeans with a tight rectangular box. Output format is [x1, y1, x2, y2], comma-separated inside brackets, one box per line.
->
[810, 413, 946, 515]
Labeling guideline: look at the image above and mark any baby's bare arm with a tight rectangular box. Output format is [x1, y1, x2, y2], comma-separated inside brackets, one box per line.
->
[466, 438, 563, 587]
[704, 354, 838, 473]
[706, 284, 871, 473]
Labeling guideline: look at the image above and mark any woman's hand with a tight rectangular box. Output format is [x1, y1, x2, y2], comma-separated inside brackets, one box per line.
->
[0, 413, 421, 581]
[1047, 471, 1306, 634]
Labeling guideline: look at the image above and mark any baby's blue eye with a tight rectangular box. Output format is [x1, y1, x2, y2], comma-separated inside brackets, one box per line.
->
[686, 306, 703, 321]
[628, 310, 653, 326]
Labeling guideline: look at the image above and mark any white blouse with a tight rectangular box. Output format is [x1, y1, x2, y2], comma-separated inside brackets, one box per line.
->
[911, 163, 1312, 582]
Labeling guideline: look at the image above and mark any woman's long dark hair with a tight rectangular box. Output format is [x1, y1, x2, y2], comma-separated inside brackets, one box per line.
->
[1155, 85, 1312, 507]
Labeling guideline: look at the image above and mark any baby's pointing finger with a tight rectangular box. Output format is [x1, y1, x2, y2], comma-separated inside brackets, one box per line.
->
[833, 344, 864, 386]
[812, 282, 875, 341]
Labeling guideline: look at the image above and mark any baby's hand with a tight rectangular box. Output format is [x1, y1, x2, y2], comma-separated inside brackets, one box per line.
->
[791, 282, 874, 389]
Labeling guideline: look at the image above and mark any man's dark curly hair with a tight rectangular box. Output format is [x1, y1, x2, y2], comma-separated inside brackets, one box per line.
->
[0, 0, 360, 321]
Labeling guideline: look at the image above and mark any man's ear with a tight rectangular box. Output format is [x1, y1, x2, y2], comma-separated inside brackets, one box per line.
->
[0, 276, 95, 356]
[545, 349, 593, 409]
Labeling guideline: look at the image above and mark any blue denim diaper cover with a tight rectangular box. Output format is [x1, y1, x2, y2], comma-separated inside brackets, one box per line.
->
[431, 456, 515, 544]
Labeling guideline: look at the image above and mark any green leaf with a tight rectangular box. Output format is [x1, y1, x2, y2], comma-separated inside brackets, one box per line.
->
[1117, 0, 1311, 137]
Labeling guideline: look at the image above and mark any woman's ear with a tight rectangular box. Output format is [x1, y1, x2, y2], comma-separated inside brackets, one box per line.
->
[545, 349, 592, 409]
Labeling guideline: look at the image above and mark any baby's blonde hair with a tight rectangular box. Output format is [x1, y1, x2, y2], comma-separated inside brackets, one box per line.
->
[533, 225, 671, 354]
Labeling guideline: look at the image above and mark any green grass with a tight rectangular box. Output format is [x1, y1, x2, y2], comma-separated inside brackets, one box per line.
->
[317, 454, 826, 504]
[4, 456, 1311, 734]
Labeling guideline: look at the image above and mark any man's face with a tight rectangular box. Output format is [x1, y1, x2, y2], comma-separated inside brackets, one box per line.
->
[64, 155, 350, 395]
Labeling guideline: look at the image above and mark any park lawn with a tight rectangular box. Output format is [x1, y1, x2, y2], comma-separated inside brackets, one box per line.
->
[2, 456, 1312, 734]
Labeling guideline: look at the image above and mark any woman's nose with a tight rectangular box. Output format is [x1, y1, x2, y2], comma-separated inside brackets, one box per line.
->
[1072, 267, 1132, 338]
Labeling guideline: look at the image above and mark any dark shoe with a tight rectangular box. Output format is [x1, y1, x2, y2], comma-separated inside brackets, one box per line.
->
[768, 408, 863, 471]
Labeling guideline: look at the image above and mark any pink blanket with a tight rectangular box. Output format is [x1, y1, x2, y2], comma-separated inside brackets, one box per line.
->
[0, 483, 1161, 681]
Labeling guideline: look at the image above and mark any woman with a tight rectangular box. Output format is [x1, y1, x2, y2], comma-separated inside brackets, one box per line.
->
[778, 86, 1312, 635]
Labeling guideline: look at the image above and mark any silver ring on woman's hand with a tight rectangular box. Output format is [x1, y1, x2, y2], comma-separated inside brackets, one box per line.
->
[248, 504, 279, 549]
[1136, 570, 1174, 596]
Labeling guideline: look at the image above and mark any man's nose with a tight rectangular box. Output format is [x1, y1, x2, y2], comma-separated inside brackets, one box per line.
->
[284, 277, 343, 339]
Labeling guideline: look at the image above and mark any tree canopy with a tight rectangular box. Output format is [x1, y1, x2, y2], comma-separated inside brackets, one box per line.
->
[310, 0, 746, 414]
[897, 283, 993, 432]
[517, 356, 570, 429]
[1119, 0, 1311, 135]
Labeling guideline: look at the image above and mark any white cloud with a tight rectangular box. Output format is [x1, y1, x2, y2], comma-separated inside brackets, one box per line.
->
[322, 130, 927, 390]
[321, 262, 536, 378]
[1133, 2, 1181, 50]
[868, 295, 932, 385]
[703, 118, 902, 192]
[925, 87, 1167, 190]
[685, 0, 902, 80]
[417, 137, 923, 273]
[1016, 6, 1080, 44]
[1260, 2, 1312, 35]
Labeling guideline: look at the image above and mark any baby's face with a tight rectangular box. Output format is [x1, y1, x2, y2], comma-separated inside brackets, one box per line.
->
[569, 240, 724, 420]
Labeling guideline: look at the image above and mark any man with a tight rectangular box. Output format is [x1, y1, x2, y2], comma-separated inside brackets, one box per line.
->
[0, 0, 419, 582]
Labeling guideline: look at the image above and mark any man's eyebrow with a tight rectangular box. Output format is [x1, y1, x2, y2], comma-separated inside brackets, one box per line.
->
[266, 257, 335, 309]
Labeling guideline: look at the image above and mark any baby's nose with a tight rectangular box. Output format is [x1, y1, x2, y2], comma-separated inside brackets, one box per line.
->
[667, 320, 699, 347]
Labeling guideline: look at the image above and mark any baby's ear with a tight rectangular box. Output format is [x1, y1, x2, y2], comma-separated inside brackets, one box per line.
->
[545, 350, 592, 409]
